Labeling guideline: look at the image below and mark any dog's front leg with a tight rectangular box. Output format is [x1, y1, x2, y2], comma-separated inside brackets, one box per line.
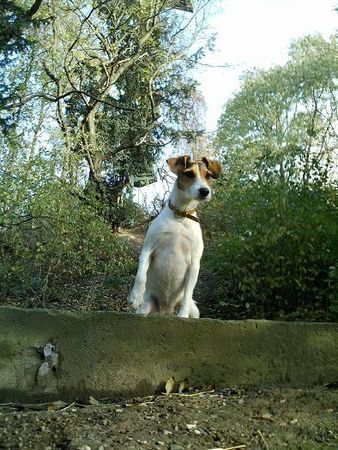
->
[178, 261, 200, 319]
[129, 246, 152, 309]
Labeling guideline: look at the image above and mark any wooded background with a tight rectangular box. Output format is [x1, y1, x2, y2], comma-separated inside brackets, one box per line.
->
[0, 0, 337, 321]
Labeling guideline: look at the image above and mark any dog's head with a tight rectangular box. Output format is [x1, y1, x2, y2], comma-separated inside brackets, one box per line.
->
[166, 155, 222, 202]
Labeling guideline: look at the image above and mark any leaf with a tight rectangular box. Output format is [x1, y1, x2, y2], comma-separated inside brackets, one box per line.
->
[165, 377, 175, 395]
[178, 378, 189, 394]
[88, 396, 100, 405]
[43, 343, 55, 358]
[37, 362, 50, 378]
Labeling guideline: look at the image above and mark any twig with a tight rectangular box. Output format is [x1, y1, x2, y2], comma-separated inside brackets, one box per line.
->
[257, 430, 269, 450]
[251, 415, 275, 422]
[208, 445, 246, 450]
[59, 401, 76, 412]
[127, 400, 155, 407]
[171, 389, 215, 397]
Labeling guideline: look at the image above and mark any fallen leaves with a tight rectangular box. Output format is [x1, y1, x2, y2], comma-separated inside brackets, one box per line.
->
[165, 376, 190, 395]
[88, 396, 100, 406]
[178, 378, 189, 394]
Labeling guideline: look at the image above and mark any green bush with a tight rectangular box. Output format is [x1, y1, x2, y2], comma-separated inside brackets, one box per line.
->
[0, 181, 136, 307]
[203, 180, 338, 321]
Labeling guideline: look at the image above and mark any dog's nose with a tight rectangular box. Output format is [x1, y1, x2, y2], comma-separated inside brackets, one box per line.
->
[199, 187, 210, 198]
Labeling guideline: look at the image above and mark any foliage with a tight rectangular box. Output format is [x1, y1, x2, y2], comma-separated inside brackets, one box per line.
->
[0, 164, 135, 305]
[1, 0, 212, 227]
[203, 180, 337, 321]
[204, 35, 338, 321]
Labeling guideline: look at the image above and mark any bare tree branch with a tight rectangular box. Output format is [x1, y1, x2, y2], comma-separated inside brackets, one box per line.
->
[25, 0, 43, 18]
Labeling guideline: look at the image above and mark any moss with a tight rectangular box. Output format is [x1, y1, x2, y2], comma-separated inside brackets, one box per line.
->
[0, 340, 16, 361]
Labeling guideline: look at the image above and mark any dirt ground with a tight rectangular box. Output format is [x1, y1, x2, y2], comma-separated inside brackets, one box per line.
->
[0, 385, 337, 450]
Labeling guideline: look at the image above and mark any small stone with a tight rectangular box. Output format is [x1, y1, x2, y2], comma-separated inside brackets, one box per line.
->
[186, 423, 197, 431]
[43, 343, 55, 358]
[163, 430, 172, 435]
[37, 362, 50, 378]
[194, 429, 201, 435]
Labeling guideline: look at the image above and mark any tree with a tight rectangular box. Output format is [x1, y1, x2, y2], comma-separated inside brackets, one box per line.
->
[216, 34, 337, 187]
[1, 0, 212, 226]
[204, 35, 338, 321]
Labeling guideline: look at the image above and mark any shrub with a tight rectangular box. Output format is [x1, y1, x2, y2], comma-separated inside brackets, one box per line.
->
[203, 179, 338, 321]
[0, 181, 136, 307]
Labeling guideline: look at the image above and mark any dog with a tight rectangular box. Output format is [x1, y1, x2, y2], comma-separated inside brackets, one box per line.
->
[129, 155, 222, 318]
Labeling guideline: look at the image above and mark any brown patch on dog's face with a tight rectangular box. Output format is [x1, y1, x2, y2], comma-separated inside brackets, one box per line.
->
[198, 162, 213, 186]
[202, 157, 222, 179]
[177, 164, 200, 190]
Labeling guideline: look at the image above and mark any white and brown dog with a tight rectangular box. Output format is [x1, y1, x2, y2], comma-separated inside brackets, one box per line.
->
[129, 155, 222, 318]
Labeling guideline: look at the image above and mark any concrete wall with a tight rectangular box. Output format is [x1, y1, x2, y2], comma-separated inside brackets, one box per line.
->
[0, 306, 337, 403]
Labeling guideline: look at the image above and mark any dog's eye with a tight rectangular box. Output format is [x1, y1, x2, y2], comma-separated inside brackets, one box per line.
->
[184, 171, 195, 179]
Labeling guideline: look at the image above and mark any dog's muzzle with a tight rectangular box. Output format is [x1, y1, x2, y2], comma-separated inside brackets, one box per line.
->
[199, 187, 210, 198]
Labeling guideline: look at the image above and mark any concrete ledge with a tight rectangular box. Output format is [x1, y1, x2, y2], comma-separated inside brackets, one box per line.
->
[0, 307, 337, 402]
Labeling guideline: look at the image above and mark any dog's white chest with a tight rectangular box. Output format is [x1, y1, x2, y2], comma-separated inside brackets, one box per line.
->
[151, 208, 204, 258]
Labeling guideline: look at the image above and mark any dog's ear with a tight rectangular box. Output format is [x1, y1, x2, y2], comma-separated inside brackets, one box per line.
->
[167, 155, 191, 175]
[202, 157, 222, 179]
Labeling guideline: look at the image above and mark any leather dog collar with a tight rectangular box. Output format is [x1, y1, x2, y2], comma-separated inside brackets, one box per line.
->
[168, 200, 200, 223]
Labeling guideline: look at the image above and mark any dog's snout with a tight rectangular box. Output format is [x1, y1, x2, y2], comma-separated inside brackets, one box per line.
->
[199, 187, 210, 198]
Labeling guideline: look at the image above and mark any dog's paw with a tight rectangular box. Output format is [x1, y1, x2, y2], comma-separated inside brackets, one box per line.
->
[189, 301, 200, 319]
[129, 288, 144, 309]
[178, 301, 200, 319]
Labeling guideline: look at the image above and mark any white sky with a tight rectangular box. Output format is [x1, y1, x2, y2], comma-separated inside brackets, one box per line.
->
[196, 0, 338, 132]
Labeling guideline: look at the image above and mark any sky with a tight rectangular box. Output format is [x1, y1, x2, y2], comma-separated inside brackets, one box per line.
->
[196, 0, 337, 132]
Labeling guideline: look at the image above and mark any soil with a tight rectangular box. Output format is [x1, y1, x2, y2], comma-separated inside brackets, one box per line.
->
[0, 386, 337, 450]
